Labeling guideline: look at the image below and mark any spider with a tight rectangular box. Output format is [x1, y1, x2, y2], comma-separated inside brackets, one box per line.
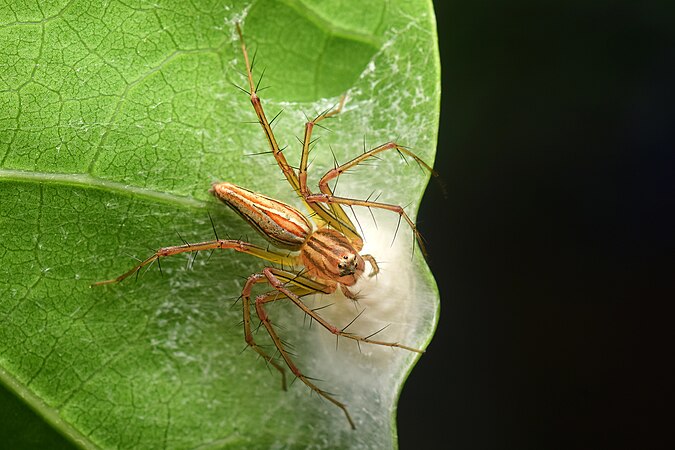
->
[93, 24, 434, 429]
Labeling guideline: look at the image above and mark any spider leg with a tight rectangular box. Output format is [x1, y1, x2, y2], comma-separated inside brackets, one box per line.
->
[242, 275, 318, 390]
[262, 268, 423, 353]
[242, 273, 288, 388]
[234, 24, 352, 236]
[235, 24, 300, 194]
[91, 239, 299, 286]
[308, 194, 427, 255]
[252, 267, 423, 427]
[251, 267, 358, 428]
[297, 97, 364, 247]
[305, 142, 435, 256]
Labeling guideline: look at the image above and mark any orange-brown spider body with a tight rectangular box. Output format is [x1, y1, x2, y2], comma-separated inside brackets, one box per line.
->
[210, 182, 366, 294]
[93, 23, 435, 429]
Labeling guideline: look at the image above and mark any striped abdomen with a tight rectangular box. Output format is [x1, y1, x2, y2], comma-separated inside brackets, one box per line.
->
[210, 182, 312, 250]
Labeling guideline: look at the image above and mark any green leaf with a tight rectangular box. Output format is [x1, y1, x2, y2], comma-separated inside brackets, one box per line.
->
[0, 0, 440, 448]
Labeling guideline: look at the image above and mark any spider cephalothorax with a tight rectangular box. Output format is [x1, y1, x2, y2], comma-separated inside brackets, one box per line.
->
[93, 23, 434, 429]
[299, 228, 366, 287]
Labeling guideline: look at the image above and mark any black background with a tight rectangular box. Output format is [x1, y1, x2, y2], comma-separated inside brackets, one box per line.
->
[399, 1, 674, 449]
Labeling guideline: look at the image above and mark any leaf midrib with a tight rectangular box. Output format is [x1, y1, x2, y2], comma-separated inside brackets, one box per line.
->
[0, 169, 205, 209]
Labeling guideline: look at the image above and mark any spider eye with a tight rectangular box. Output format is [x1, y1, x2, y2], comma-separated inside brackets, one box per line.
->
[338, 263, 345, 269]
[342, 255, 349, 260]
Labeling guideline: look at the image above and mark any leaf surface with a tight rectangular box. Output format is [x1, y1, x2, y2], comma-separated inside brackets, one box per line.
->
[0, 0, 440, 448]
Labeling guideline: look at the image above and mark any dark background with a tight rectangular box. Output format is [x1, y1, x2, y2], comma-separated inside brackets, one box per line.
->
[399, 1, 674, 449]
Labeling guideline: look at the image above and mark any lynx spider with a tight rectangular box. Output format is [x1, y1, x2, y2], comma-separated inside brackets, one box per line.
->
[93, 23, 434, 429]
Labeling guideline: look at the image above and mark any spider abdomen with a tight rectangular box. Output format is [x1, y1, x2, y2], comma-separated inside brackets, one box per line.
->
[210, 182, 312, 250]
